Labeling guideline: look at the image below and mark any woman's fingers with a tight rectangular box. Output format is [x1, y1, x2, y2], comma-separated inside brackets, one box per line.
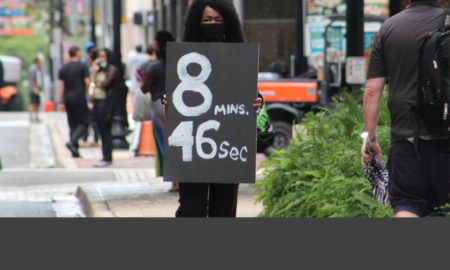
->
[162, 94, 168, 110]
[253, 98, 263, 115]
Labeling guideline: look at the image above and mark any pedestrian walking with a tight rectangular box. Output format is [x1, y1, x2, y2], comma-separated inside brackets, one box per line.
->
[362, 0, 450, 217]
[58, 46, 91, 158]
[162, 0, 263, 217]
[127, 45, 148, 94]
[91, 49, 118, 168]
[141, 31, 175, 190]
[27, 57, 44, 123]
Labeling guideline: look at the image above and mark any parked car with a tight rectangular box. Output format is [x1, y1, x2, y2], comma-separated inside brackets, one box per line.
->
[0, 55, 23, 111]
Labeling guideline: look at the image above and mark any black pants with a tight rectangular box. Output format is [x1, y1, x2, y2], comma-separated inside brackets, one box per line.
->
[65, 99, 89, 148]
[93, 99, 113, 162]
[175, 183, 239, 217]
[388, 139, 450, 217]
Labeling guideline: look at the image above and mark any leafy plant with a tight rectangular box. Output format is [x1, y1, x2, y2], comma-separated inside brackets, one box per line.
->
[255, 91, 392, 217]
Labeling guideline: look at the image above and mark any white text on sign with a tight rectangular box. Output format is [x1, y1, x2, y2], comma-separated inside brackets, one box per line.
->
[168, 52, 250, 163]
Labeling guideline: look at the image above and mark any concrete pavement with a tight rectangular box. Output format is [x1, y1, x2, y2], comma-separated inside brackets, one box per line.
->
[43, 112, 264, 218]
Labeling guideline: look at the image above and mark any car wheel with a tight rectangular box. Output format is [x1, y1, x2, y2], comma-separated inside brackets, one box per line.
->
[271, 121, 292, 149]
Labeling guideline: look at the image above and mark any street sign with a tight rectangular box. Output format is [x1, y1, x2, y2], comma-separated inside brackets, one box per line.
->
[346, 57, 367, 85]
[164, 42, 259, 184]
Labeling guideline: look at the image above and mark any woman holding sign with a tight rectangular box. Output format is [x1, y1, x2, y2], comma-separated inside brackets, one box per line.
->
[164, 0, 263, 217]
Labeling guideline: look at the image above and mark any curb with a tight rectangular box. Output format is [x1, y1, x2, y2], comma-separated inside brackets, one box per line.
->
[75, 185, 116, 218]
[46, 118, 78, 169]
[75, 181, 263, 218]
[75, 181, 173, 217]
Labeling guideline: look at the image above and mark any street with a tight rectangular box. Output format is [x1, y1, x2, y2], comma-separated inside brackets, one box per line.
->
[0, 112, 263, 218]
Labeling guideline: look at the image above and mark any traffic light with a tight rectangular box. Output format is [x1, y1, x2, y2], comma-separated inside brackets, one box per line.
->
[133, 12, 143, 25]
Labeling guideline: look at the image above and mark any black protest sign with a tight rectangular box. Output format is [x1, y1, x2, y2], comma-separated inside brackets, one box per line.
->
[164, 42, 259, 184]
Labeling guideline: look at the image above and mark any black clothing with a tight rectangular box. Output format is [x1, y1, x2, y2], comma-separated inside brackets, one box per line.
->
[388, 139, 450, 217]
[176, 183, 239, 217]
[367, 1, 444, 142]
[58, 61, 90, 102]
[65, 99, 89, 147]
[146, 60, 165, 101]
[368, 1, 450, 215]
[94, 99, 113, 162]
[92, 65, 117, 162]
[59, 61, 90, 148]
[29, 93, 41, 106]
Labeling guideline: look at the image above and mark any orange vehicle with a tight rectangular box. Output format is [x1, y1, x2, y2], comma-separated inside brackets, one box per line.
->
[258, 14, 386, 151]
[258, 75, 319, 150]
[0, 55, 23, 111]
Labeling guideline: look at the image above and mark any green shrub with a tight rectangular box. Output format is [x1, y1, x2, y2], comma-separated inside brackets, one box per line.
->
[255, 91, 392, 217]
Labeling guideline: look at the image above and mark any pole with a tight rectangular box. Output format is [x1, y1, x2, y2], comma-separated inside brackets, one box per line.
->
[346, 0, 364, 57]
[113, 0, 122, 74]
[48, 3, 55, 103]
[346, 0, 364, 93]
[111, 0, 129, 149]
[90, 0, 97, 44]
[295, 0, 308, 77]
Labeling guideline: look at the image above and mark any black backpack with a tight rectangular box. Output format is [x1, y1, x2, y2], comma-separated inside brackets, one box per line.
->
[414, 9, 450, 137]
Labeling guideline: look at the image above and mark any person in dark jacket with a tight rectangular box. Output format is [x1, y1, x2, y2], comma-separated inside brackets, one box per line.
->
[163, 0, 263, 217]
[91, 49, 117, 168]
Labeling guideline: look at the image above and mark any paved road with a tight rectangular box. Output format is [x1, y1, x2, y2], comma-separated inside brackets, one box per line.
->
[0, 113, 29, 169]
[0, 112, 263, 217]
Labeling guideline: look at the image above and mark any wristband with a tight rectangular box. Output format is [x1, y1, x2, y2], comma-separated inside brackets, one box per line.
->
[368, 137, 377, 143]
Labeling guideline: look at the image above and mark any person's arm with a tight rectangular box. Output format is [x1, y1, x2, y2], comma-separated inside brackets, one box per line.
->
[58, 79, 65, 111]
[84, 65, 91, 87]
[141, 71, 155, 94]
[98, 67, 117, 90]
[361, 77, 387, 167]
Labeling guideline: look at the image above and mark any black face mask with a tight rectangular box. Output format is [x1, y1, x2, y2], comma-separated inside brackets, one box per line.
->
[200, 23, 226, 42]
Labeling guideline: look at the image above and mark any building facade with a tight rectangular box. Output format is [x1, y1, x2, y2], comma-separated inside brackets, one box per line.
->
[151, 0, 296, 73]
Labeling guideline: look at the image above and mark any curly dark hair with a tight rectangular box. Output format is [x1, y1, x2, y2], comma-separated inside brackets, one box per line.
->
[183, 0, 244, 43]
[99, 48, 114, 67]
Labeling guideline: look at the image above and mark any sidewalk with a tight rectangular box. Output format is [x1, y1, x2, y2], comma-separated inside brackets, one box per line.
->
[44, 112, 264, 218]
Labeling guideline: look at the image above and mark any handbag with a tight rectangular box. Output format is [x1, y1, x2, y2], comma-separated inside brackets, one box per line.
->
[88, 82, 96, 98]
[256, 103, 274, 153]
[132, 88, 152, 121]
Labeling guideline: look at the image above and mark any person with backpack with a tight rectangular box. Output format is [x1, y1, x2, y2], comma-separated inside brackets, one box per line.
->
[361, 0, 450, 218]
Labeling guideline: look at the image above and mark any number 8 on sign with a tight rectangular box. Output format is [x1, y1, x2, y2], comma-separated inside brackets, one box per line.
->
[172, 52, 213, 117]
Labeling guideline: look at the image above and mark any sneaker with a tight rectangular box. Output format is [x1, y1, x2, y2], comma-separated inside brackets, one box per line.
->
[93, 160, 112, 168]
[66, 142, 80, 158]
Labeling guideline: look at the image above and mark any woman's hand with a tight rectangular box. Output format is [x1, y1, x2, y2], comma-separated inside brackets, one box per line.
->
[162, 94, 168, 110]
[253, 98, 263, 115]
[92, 62, 100, 73]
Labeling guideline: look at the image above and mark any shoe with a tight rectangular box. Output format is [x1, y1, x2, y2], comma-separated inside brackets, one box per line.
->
[66, 142, 80, 158]
[90, 142, 100, 147]
[93, 160, 112, 168]
[79, 141, 89, 148]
